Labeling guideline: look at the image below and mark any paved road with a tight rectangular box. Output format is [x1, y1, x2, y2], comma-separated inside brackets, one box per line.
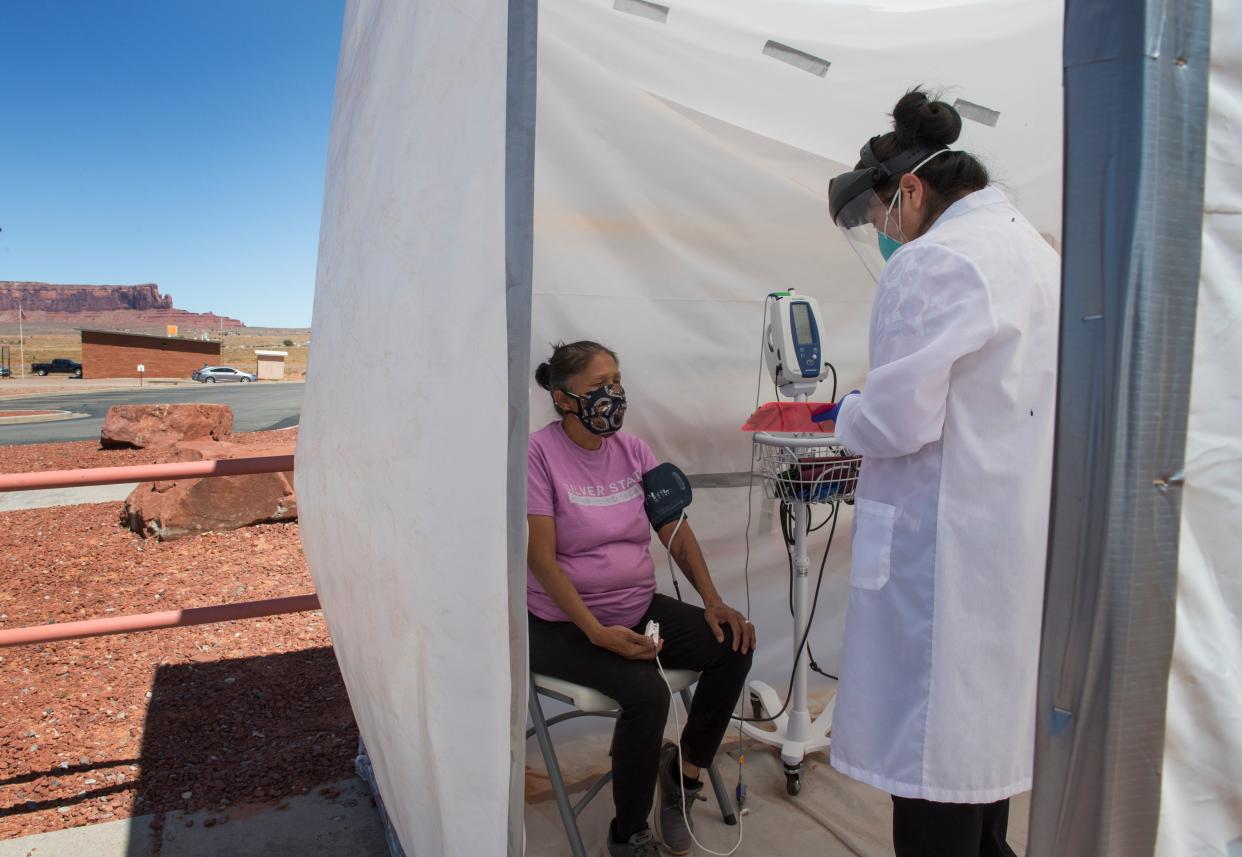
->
[0, 383, 304, 446]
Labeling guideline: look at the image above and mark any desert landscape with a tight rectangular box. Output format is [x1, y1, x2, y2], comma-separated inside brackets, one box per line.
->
[0, 282, 309, 380]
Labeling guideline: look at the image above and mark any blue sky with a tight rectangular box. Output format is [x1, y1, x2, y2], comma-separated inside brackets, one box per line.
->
[0, 1, 345, 329]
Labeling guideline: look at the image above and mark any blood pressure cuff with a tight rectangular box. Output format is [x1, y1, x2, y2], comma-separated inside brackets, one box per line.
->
[643, 463, 692, 530]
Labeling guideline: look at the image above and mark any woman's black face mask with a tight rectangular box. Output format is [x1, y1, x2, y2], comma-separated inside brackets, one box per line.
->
[562, 383, 626, 436]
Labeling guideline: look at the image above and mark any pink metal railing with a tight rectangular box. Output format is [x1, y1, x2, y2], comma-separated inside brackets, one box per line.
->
[0, 454, 295, 492]
[0, 454, 310, 648]
[0, 595, 321, 647]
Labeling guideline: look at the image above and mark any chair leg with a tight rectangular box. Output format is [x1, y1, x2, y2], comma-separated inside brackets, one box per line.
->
[677, 687, 738, 825]
[706, 762, 738, 825]
[529, 681, 589, 857]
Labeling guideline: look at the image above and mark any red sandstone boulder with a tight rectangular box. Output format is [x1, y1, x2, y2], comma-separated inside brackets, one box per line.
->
[123, 440, 296, 540]
[101, 404, 233, 449]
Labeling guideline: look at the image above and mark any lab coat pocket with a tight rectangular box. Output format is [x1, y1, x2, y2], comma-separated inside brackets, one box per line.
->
[850, 500, 895, 590]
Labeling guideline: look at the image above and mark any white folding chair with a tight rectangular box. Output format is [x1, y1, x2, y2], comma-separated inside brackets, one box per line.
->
[527, 671, 738, 857]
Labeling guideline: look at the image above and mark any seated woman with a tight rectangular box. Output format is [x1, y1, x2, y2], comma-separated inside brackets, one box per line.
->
[527, 340, 755, 857]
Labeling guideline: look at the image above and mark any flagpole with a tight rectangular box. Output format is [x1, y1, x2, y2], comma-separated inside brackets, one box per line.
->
[18, 301, 24, 380]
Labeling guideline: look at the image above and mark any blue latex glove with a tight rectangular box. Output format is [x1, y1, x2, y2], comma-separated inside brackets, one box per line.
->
[810, 390, 859, 424]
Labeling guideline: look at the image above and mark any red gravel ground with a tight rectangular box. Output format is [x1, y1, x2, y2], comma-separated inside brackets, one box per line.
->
[0, 430, 359, 840]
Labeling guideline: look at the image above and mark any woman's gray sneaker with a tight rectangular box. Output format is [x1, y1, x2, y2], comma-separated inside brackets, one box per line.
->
[655, 741, 702, 856]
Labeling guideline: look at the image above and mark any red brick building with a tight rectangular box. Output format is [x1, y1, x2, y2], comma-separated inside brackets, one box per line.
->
[81, 330, 221, 380]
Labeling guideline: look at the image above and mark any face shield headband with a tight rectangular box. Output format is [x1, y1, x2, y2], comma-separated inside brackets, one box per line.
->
[827, 137, 946, 227]
[828, 138, 949, 281]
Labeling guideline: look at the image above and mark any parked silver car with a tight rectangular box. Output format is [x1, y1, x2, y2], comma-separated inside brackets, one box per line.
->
[192, 366, 257, 383]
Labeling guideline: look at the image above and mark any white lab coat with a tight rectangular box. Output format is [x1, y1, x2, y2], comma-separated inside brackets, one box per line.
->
[831, 186, 1060, 803]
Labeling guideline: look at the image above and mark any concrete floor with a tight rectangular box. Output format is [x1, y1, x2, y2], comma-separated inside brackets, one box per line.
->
[0, 744, 1029, 857]
[524, 730, 1030, 857]
[0, 778, 389, 857]
[0, 482, 137, 512]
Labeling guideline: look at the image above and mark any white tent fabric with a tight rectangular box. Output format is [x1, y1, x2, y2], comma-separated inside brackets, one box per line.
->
[296, 1, 515, 855]
[300, 0, 1242, 854]
[531, 0, 1062, 723]
[302, 0, 1082, 855]
[1156, 4, 1242, 854]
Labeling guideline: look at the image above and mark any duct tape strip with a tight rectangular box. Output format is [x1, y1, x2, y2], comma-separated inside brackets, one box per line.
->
[762, 41, 831, 78]
[613, 0, 669, 24]
[953, 98, 1001, 127]
[687, 471, 754, 489]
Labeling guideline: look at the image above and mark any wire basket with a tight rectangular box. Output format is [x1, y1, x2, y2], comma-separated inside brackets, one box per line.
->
[753, 435, 862, 504]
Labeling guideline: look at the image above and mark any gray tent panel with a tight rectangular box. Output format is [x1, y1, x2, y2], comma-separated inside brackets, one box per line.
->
[1031, 2, 1212, 856]
[506, 0, 539, 855]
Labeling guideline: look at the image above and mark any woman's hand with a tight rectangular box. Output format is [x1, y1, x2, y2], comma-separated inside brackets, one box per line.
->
[590, 625, 662, 660]
[704, 603, 756, 654]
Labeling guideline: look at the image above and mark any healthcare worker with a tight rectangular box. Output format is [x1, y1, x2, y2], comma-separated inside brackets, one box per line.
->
[822, 90, 1060, 857]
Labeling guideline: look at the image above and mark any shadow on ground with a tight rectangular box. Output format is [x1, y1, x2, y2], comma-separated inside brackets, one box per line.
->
[128, 646, 358, 855]
[0, 646, 361, 854]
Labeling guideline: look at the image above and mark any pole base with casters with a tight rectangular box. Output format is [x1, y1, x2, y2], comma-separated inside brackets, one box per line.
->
[741, 680, 836, 794]
[746, 429, 860, 796]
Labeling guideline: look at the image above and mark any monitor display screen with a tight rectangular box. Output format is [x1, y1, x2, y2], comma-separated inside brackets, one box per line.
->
[792, 302, 814, 344]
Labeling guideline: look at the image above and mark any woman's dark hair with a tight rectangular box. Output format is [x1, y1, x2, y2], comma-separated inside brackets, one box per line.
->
[535, 341, 618, 413]
[864, 88, 989, 210]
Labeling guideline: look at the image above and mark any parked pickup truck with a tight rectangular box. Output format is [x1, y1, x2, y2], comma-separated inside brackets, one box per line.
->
[31, 358, 82, 378]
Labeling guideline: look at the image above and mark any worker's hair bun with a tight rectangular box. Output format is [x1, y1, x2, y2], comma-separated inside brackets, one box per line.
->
[534, 362, 553, 391]
[892, 89, 962, 149]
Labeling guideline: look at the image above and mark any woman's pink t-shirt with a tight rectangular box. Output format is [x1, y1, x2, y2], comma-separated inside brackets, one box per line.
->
[527, 421, 659, 628]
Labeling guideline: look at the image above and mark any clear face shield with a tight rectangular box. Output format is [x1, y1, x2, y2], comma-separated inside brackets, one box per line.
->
[829, 182, 902, 282]
[828, 139, 948, 282]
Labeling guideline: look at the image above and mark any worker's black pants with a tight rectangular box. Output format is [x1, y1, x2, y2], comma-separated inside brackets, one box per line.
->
[529, 594, 752, 839]
[892, 795, 1017, 857]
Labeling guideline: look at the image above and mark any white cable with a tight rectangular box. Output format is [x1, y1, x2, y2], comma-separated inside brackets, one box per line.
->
[743, 296, 774, 619]
[662, 511, 751, 831]
[664, 511, 687, 595]
[655, 650, 744, 857]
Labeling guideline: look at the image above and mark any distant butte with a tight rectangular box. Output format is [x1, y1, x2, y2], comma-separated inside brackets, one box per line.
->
[0, 281, 244, 330]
